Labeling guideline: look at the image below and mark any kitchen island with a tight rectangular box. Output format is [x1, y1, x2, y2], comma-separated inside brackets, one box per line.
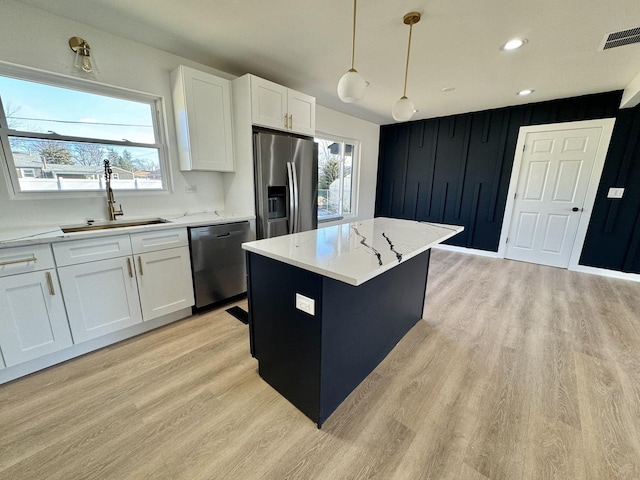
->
[242, 217, 463, 427]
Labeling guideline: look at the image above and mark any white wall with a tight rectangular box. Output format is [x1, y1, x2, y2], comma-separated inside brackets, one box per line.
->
[0, 1, 381, 229]
[0, 0, 229, 228]
[315, 105, 380, 225]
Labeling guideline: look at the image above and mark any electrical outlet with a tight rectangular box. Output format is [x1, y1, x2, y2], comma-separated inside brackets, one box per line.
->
[607, 187, 624, 199]
[295, 293, 315, 316]
[185, 184, 198, 193]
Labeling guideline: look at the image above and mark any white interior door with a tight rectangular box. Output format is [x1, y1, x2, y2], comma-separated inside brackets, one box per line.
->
[505, 127, 603, 268]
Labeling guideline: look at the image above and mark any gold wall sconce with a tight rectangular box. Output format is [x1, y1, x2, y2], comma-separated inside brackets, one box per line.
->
[69, 36, 98, 74]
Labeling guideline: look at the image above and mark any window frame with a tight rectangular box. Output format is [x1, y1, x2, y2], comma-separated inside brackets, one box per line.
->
[20, 168, 36, 178]
[0, 62, 171, 199]
[315, 132, 359, 223]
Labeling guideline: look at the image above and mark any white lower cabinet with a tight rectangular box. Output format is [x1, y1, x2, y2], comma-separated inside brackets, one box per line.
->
[134, 246, 194, 320]
[0, 244, 72, 366]
[130, 229, 194, 321]
[57, 256, 143, 343]
[55, 229, 194, 343]
[0, 228, 195, 381]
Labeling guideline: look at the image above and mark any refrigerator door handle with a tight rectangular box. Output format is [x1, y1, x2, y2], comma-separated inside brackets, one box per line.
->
[291, 162, 300, 233]
[287, 162, 296, 234]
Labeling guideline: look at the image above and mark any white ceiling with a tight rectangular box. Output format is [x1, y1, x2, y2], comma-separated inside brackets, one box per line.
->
[16, 0, 640, 125]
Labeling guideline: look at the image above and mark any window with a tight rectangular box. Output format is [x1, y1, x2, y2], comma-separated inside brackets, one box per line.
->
[316, 135, 357, 222]
[0, 66, 167, 194]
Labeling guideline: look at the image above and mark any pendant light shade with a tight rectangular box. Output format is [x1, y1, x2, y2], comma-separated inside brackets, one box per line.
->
[338, 69, 367, 103]
[392, 12, 421, 122]
[338, 0, 366, 103]
[392, 96, 416, 122]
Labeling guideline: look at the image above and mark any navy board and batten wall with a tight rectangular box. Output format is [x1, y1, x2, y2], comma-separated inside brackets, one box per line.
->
[374, 90, 640, 274]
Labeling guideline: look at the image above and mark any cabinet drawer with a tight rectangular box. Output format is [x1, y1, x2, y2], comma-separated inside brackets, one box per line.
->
[53, 235, 132, 267]
[130, 228, 188, 254]
[0, 244, 55, 277]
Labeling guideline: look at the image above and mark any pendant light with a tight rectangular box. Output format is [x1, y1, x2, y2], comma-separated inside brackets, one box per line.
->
[392, 12, 421, 121]
[337, 0, 366, 103]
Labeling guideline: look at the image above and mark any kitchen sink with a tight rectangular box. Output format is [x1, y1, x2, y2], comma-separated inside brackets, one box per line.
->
[60, 218, 170, 233]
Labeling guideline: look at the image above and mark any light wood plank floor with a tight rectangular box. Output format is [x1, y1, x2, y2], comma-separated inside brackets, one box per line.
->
[1, 250, 640, 479]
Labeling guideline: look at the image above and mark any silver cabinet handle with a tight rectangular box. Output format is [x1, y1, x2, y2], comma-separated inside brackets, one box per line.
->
[45, 271, 55, 296]
[284, 113, 289, 129]
[126, 257, 133, 278]
[138, 256, 144, 276]
[288, 114, 293, 129]
[0, 256, 37, 266]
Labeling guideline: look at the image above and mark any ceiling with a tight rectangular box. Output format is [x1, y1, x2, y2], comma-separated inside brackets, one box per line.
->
[16, 0, 640, 125]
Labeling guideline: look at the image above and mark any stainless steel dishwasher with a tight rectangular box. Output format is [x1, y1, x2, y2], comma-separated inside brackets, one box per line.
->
[188, 221, 250, 309]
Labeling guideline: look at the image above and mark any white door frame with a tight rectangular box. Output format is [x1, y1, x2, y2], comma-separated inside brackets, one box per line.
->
[498, 118, 616, 271]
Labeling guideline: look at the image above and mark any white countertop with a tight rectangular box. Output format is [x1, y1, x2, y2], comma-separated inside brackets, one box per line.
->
[0, 211, 255, 248]
[242, 217, 464, 286]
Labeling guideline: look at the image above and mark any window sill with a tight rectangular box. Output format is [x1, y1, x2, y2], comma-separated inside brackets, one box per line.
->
[318, 215, 344, 224]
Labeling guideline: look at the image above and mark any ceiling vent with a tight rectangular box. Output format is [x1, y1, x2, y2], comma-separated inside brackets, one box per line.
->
[601, 26, 640, 50]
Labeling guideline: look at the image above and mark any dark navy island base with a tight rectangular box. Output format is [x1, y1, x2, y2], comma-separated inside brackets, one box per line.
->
[246, 249, 431, 427]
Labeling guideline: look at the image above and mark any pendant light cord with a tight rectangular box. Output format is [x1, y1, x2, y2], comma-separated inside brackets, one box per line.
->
[350, 0, 358, 70]
[402, 21, 414, 98]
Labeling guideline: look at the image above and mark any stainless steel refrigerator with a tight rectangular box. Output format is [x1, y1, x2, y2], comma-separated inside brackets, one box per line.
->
[253, 130, 318, 239]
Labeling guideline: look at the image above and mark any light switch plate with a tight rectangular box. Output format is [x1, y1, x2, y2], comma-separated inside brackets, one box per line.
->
[296, 293, 315, 316]
[607, 187, 624, 199]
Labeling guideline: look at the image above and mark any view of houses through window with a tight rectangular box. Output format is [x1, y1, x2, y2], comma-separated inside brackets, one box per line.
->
[0, 71, 166, 194]
[316, 136, 356, 222]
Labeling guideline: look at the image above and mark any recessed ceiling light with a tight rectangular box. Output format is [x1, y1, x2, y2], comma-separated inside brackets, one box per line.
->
[441, 87, 455, 92]
[517, 89, 534, 96]
[502, 38, 528, 51]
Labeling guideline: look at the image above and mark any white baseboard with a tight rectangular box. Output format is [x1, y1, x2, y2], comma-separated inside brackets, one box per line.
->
[434, 244, 640, 283]
[570, 264, 640, 283]
[0, 307, 193, 385]
[433, 244, 501, 258]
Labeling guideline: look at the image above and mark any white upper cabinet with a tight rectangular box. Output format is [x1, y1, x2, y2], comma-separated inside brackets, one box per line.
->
[287, 89, 315, 136]
[250, 77, 288, 130]
[248, 75, 315, 136]
[171, 65, 235, 172]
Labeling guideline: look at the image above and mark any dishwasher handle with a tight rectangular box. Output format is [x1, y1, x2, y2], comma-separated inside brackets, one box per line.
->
[189, 222, 250, 242]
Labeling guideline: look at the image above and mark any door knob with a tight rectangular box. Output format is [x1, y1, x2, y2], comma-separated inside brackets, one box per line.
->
[572, 207, 579, 212]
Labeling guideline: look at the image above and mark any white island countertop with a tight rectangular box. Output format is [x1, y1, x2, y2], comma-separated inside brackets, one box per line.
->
[242, 217, 463, 286]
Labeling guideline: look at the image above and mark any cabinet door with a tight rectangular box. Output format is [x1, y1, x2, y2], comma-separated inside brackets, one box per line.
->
[287, 89, 315, 136]
[0, 270, 72, 366]
[58, 257, 142, 343]
[172, 65, 235, 172]
[134, 246, 194, 321]
[250, 76, 288, 131]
